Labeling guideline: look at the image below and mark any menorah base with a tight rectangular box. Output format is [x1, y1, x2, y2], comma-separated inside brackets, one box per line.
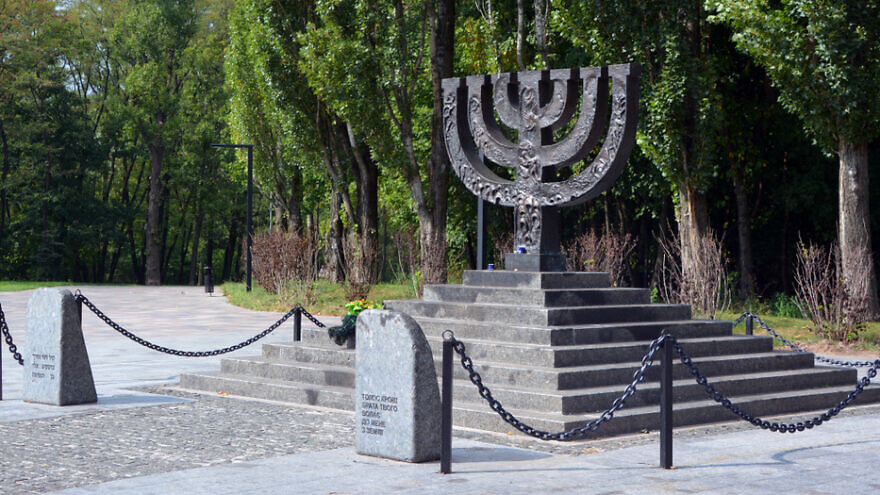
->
[503, 252, 566, 272]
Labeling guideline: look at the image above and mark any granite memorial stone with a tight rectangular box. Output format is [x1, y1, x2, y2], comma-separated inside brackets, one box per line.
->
[355, 310, 441, 462]
[23, 288, 97, 405]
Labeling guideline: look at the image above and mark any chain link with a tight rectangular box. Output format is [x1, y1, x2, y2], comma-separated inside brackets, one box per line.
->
[735, 312, 877, 367]
[75, 294, 324, 357]
[0, 301, 24, 365]
[672, 335, 879, 433]
[298, 307, 327, 328]
[446, 331, 669, 441]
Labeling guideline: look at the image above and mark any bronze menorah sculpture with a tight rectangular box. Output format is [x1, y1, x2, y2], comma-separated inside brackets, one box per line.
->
[442, 63, 640, 271]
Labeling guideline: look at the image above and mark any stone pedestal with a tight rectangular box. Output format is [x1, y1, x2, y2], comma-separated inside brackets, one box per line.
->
[355, 310, 440, 462]
[23, 288, 97, 406]
[504, 252, 567, 272]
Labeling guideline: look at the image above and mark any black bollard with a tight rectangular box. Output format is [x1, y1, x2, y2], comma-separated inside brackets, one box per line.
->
[660, 336, 673, 469]
[746, 314, 753, 336]
[440, 339, 453, 474]
[293, 309, 302, 342]
[204, 266, 214, 295]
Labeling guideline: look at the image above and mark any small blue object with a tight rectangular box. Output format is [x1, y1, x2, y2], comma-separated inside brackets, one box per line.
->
[517, 247, 526, 254]
[487, 264, 494, 271]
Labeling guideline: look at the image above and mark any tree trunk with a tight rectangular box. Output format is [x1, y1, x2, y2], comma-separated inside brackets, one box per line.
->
[326, 188, 346, 283]
[346, 124, 379, 284]
[145, 143, 164, 285]
[0, 117, 9, 247]
[222, 218, 239, 282]
[534, 0, 547, 67]
[423, 0, 454, 285]
[516, 0, 526, 69]
[287, 166, 303, 234]
[677, 180, 709, 281]
[189, 204, 203, 285]
[838, 139, 879, 317]
[733, 170, 755, 300]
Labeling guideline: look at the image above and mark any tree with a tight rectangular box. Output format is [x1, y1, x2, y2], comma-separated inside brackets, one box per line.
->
[109, 0, 199, 285]
[710, 0, 880, 315]
[299, 0, 453, 285]
[227, 0, 380, 284]
[553, 1, 725, 286]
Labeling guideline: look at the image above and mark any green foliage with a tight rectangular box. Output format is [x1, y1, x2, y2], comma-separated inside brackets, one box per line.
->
[709, 0, 880, 149]
[343, 299, 383, 316]
[770, 292, 802, 318]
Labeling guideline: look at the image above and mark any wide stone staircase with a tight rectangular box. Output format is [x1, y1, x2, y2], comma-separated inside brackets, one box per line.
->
[178, 270, 880, 438]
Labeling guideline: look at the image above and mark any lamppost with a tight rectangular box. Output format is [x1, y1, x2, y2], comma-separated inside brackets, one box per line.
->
[211, 143, 254, 292]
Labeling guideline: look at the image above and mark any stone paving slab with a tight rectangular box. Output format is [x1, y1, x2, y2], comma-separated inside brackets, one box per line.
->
[40, 408, 880, 495]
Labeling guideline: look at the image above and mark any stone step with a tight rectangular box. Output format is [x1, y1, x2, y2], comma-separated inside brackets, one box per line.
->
[411, 318, 733, 345]
[179, 368, 879, 439]
[462, 270, 611, 289]
[449, 367, 857, 414]
[257, 333, 769, 371]
[220, 357, 355, 388]
[263, 342, 356, 367]
[451, 384, 880, 438]
[177, 371, 355, 410]
[425, 335, 773, 368]
[387, 300, 691, 326]
[442, 351, 816, 390]
[422, 285, 651, 307]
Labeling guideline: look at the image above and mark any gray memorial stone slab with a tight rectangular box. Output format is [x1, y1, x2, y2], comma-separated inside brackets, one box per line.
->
[355, 310, 440, 462]
[23, 288, 97, 406]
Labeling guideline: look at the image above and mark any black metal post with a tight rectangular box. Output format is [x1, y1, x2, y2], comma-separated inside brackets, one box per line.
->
[204, 266, 214, 295]
[211, 143, 255, 292]
[476, 198, 487, 270]
[440, 339, 453, 474]
[246, 145, 253, 292]
[1, 329, 3, 400]
[660, 336, 673, 469]
[746, 314, 753, 336]
[293, 309, 302, 342]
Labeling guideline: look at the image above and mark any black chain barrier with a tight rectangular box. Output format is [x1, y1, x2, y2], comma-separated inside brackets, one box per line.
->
[734, 312, 877, 367]
[444, 330, 669, 441]
[0, 301, 24, 365]
[672, 333, 879, 433]
[75, 293, 325, 357]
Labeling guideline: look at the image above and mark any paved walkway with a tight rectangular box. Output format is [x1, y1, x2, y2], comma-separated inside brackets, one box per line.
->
[1, 286, 880, 494]
[1, 286, 340, 420]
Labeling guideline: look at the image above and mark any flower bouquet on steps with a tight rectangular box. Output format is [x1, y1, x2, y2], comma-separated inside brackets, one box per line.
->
[328, 299, 383, 347]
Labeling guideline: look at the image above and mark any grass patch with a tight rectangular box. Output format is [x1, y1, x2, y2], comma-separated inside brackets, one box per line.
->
[221, 281, 417, 316]
[718, 310, 880, 353]
[0, 281, 72, 292]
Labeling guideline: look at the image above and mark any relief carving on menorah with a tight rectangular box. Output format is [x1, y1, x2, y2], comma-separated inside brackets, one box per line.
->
[441, 63, 640, 271]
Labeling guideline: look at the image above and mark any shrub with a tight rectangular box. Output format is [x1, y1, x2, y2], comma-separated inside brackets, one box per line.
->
[656, 228, 730, 319]
[770, 292, 801, 318]
[793, 240, 868, 343]
[250, 230, 319, 306]
[562, 229, 637, 287]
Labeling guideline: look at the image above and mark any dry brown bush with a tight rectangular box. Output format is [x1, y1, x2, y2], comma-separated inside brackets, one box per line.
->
[656, 228, 730, 319]
[250, 230, 319, 306]
[793, 240, 868, 343]
[491, 231, 514, 268]
[562, 230, 636, 287]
